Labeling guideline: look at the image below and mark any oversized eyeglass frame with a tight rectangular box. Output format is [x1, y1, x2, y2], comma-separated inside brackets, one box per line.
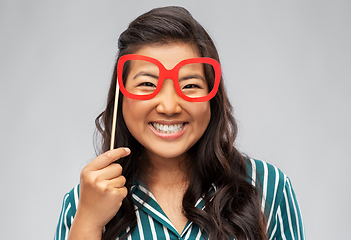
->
[110, 54, 221, 150]
[117, 54, 221, 102]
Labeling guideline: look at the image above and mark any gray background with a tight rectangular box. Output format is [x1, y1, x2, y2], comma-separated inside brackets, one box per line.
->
[1, 0, 350, 239]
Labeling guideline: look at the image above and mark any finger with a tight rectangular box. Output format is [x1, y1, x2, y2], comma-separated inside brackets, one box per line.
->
[86, 147, 131, 171]
[112, 186, 128, 201]
[107, 175, 126, 189]
[97, 163, 123, 180]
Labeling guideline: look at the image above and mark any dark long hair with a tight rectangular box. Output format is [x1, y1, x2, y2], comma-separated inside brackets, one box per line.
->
[95, 6, 267, 240]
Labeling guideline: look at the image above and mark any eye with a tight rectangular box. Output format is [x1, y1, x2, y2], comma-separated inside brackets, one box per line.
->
[138, 82, 156, 88]
[183, 84, 201, 89]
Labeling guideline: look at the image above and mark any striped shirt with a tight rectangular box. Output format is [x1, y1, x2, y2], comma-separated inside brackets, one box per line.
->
[54, 159, 305, 239]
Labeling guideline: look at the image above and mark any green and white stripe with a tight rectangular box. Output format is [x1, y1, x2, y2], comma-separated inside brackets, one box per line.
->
[54, 159, 305, 240]
[247, 159, 305, 240]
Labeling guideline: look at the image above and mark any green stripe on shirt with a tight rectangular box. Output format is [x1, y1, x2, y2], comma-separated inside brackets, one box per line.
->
[54, 159, 305, 240]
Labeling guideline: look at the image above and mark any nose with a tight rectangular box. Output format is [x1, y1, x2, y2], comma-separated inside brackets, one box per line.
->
[155, 79, 182, 116]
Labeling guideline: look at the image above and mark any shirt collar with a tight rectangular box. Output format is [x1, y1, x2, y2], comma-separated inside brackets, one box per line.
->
[130, 178, 216, 237]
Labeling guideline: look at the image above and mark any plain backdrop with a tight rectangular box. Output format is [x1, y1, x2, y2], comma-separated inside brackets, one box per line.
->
[0, 1, 350, 239]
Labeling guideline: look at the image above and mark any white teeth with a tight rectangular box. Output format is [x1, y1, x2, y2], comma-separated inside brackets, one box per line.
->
[152, 123, 184, 133]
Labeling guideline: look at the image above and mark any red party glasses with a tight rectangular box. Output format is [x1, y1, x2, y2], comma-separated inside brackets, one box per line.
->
[117, 54, 221, 102]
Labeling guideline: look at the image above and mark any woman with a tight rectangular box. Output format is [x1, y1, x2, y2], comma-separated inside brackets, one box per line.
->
[55, 6, 305, 240]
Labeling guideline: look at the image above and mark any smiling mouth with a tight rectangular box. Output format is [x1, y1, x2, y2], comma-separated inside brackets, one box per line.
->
[151, 123, 185, 134]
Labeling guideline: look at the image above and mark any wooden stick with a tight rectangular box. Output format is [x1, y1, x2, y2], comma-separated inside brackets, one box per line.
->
[110, 82, 120, 150]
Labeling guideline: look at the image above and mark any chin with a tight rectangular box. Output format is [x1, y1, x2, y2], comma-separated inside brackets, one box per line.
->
[146, 148, 189, 161]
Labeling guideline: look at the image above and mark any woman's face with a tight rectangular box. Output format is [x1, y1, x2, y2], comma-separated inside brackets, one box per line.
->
[122, 43, 211, 161]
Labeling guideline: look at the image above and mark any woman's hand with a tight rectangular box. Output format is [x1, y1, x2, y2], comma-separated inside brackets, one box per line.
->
[68, 147, 131, 240]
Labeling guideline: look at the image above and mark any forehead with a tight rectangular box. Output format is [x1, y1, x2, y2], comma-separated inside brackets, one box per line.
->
[132, 43, 201, 70]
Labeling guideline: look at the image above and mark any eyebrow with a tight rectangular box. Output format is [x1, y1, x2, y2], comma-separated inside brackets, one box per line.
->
[179, 74, 205, 82]
[133, 72, 159, 80]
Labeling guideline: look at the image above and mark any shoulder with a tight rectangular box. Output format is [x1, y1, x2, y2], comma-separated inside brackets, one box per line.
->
[245, 158, 288, 221]
[63, 184, 80, 213]
[245, 158, 287, 191]
[245, 158, 305, 239]
[59, 184, 80, 220]
[55, 185, 80, 240]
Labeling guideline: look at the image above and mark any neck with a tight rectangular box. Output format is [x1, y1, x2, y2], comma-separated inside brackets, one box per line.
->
[141, 151, 189, 187]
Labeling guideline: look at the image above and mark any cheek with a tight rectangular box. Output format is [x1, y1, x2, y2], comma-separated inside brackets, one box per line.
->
[203, 105, 211, 128]
[191, 102, 211, 129]
[122, 98, 152, 133]
[122, 98, 139, 131]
